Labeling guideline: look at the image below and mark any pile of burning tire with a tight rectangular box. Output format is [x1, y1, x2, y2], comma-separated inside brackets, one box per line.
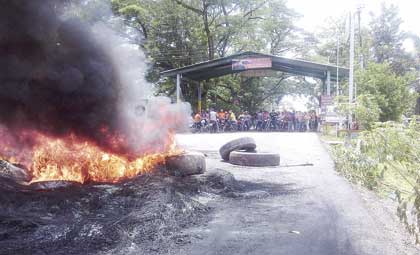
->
[0, 152, 207, 192]
[219, 137, 280, 167]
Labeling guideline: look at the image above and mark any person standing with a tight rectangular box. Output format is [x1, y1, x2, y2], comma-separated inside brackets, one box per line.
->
[244, 111, 252, 131]
[218, 109, 225, 120]
[262, 111, 270, 130]
[209, 108, 218, 133]
[304, 112, 310, 132]
[229, 110, 236, 122]
[217, 109, 226, 131]
[287, 111, 293, 132]
[270, 110, 279, 130]
[256, 111, 263, 131]
[295, 111, 302, 132]
[201, 110, 209, 127]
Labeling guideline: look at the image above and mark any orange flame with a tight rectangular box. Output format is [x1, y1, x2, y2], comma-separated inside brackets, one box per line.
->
[0, 131, 180, 184]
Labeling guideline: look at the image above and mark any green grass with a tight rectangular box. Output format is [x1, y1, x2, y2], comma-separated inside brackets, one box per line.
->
[320, 132, 415, 201]
[319, 134, 344, 143]
[379, 166, 417, 200]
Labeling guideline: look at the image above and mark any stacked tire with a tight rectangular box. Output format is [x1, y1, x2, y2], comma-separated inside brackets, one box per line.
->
[219, 137, 280, 167]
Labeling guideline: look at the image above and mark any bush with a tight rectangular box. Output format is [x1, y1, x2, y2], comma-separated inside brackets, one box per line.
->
[354, 94, 381, 130]
[335, 95, 381, 131]
[332, 120, 420, 243]
[356, 63, 416, 122]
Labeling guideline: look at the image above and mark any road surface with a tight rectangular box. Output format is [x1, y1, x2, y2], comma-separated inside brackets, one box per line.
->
[175, 132, 419, 255]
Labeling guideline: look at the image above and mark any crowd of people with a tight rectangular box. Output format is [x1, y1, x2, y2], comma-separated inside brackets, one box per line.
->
[191, 109, 319, 133]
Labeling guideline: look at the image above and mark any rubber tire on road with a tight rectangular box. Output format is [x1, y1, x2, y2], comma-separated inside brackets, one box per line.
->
[29, 180, 81, 191]
[0, 160, 31, 183]
[229, 151, 280, 167]
[166, 151, 206, 177]
[219, 137, 257, 161]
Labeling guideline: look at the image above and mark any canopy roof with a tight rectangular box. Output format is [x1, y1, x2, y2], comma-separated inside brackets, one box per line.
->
[161, 51, 349, 81]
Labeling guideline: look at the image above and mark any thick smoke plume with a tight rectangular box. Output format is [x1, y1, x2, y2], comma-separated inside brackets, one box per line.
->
[0, 0, 190, 160]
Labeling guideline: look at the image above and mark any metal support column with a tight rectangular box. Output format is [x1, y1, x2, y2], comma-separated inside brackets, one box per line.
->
[197, 82, 202, 112]
[176, 74, 181, 103]
[326, 70, 331, 96]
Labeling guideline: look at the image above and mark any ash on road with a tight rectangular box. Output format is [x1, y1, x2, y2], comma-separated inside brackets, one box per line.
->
[1, 133, 418, 255]
[175, 132, 419, 255]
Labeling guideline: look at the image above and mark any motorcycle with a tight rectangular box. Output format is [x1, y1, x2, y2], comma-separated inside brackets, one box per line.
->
[209, 120, 218, 133]
[224, 120, 238, 132]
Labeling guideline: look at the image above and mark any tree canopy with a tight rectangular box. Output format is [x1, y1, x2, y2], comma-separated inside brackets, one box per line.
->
[109, 0, 420, 119]
[111, 0, 315, 111]
[369, 3, 416, 75]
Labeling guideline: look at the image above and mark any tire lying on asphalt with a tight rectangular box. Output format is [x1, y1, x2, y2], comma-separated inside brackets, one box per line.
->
[219, 137, 257, 161]
[0, 160, 31, 183]
[29, 180, 81, 191]
[166, 151, 206, 177]
[229, 151, 280, 167]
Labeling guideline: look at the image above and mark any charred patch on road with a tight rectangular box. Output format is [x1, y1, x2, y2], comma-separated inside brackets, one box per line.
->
[0, 166, 296, 255]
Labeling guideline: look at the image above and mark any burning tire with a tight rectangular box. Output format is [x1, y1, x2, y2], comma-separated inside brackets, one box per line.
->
[219, 137, 257, 161]
[29, 180, 81, 191]
[165, 151, 206, 176]
[229, 151, 280, 167]
[0, 160, 31, 183]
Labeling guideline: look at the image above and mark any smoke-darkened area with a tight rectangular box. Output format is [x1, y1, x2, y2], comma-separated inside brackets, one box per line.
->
[0, 0, 189, 158]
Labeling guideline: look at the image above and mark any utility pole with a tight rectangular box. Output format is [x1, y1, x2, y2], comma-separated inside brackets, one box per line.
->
[336, 28, 340, 96]
[357, 4, 364, 70]
[176, 74, 181, 103]
[355, 4, 365, 104]
[349, 11, 355, 129]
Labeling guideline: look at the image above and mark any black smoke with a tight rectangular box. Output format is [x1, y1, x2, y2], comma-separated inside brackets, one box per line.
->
[0, 0, 142, 155]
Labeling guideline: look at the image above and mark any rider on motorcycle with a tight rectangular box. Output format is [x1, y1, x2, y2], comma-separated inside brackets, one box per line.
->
[228, 110, 237, 130]
[193, 112, 202, 131]
[269, 110, 279, 130]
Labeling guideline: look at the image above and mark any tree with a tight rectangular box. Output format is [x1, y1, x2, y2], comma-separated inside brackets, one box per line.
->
[356, 63, 415, 122]
[231, 0, 301, 55]
[354, 94, 381, 130]
[205, 73, 318, 113]
[315, 12, 373, 71]
[405, 33, 420, 114]
[315, 5, 419, 117]
[314, 16, 349, 66]
[369, 3, 415, 75]
[210, 75, 291, 113]
[112, 0, 311, 112]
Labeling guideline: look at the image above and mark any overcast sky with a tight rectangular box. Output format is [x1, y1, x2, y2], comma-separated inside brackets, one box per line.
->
[288, 0, 420, 36]
[280, 1, 420, 110]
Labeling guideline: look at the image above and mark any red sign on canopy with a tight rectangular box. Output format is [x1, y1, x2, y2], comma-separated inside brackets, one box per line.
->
[232, 58, 272, 71]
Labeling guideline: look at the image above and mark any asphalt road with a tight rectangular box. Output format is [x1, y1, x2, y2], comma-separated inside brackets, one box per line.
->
[175, 132, 419, 255]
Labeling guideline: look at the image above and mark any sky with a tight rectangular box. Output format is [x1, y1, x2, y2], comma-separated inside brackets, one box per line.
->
[279, 95, 313, 111]
[288, 0, 420, 36]
[280, 0, 420, 111]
